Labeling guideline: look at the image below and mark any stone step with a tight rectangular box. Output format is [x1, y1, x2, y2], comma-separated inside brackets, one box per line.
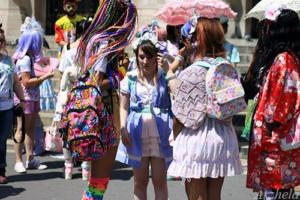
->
[239, 53, 253, 65]
[40, 110, 55, 127]
[240, 144, 249, 160]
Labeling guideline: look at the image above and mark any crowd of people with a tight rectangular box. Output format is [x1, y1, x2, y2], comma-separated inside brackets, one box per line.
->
[0, 0, 300, 200]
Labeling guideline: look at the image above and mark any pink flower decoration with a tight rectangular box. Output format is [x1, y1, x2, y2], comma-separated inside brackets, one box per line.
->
[265, 4, 287, 21]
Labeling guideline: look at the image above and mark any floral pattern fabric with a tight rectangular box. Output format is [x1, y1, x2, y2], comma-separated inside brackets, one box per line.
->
[247, 52, 300, 191]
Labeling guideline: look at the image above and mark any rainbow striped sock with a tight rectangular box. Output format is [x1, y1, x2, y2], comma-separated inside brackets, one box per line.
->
[82, 177, 109, 200]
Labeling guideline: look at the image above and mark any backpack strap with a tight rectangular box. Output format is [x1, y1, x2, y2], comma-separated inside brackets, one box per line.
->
[192, 59, 213, 70]
[127, 75, 136, 95]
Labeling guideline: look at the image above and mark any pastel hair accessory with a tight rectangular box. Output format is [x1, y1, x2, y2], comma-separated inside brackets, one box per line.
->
[181, 13, 198, 40]
[132, 21, 167, 54]
[20, 16, 44, 36]
[265, 3, 287, 22]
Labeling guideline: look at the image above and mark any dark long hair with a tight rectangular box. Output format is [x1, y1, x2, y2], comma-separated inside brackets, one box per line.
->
[134, 40, 158, 85]
[75, 17, 93, 40]
[247, 9, 300, 86]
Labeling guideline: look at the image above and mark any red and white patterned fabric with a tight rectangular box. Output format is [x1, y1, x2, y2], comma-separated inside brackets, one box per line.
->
[247, 52, 300, 191]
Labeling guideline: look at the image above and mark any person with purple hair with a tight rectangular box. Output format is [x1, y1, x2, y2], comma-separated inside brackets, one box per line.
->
[13, 18, 54, 174]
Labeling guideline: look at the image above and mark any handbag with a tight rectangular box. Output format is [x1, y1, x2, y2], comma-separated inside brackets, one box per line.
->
[44, 121, 63, 153]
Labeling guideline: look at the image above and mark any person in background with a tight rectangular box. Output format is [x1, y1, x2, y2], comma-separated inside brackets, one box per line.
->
[0, 23, 25, 184]
[55, 18, 93, 181]
[13, 17, 54, 174]
[166, 25, 183, 57]
[54, 0, 85, 49]
[220, 16, 240, 67]
[246, 7, 300, 200]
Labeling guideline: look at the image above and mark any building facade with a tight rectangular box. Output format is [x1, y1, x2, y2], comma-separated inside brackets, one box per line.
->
[0, 0, 259, 42]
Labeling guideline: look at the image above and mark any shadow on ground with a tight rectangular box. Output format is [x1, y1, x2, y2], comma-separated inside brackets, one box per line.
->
[0, 185, 25, 199]
[8, 172, 63, 183]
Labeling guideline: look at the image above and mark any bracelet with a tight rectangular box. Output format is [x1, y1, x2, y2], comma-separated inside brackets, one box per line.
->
[165, 74, 177, 81]
[175, 55, 184, 63]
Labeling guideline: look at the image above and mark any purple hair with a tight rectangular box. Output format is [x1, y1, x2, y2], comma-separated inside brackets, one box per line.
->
[13, 30, 43, 62]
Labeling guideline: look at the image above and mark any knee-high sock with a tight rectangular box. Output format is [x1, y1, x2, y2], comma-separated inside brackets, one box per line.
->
[82, 177, 109, 200]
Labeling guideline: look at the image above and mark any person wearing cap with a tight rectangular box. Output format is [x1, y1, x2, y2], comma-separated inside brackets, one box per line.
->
[54, 0, 85, 48]
[220, 16, 241, 67]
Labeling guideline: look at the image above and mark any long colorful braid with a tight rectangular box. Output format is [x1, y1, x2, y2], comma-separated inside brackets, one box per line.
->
[76, 0, 138, 72]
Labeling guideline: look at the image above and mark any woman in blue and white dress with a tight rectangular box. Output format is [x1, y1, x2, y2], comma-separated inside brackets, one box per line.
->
[119, 40, 173, 200]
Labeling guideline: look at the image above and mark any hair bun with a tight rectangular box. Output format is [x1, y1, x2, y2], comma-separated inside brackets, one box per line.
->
[277, 9, 299, 27]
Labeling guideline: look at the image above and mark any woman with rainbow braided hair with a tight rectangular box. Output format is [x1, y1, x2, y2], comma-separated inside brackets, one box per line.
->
[76, 0, 137, 199]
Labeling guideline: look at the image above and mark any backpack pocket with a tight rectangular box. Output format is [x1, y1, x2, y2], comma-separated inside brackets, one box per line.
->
[214, 84, 245, 104]
[66, 106, 106, 161]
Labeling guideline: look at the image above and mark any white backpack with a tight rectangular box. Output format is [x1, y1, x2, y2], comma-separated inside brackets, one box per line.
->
[205, 57, 247, 119]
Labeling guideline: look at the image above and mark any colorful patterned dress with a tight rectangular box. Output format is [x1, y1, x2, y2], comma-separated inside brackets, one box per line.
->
[247, 52, 300, 191]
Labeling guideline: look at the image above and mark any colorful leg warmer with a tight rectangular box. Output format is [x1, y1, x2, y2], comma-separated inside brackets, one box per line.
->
[82, 177, 109, 200]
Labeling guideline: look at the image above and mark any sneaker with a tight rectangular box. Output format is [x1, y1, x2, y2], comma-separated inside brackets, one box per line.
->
[26, 159, 47, 170]
[64, 163, 73, 180]
[14, 162, 26, 173]
[0, 176, 7, 184]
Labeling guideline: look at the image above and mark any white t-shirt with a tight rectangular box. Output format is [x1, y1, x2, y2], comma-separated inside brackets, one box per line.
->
[59, 44, 108, 74]
[15, 55, 40, 101]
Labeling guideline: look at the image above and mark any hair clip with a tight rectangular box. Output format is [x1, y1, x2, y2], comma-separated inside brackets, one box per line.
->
[181, 12, 199, 40]
[265, 3, 287, 22]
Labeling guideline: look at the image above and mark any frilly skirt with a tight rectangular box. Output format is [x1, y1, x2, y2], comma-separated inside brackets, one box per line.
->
[168, 117, 243, 178]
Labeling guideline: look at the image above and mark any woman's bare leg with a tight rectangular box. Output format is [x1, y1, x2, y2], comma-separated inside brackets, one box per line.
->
[185, 178, 208, 200]
[24, 113, 37, 161]
[133, 157, 150, 200]
[150, 157, 168, 200]
[207, 177, 224, 200]
[14, 116, 24, 163]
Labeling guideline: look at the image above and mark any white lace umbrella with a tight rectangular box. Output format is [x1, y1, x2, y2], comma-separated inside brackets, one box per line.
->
[245, 0, 300, 21]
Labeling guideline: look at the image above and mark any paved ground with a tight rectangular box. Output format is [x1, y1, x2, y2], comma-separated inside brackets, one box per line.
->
[0, 151, 258, 200]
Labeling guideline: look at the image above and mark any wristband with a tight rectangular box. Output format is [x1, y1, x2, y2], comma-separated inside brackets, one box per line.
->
[166, 74, 177, 81]
[175, 55, 184, 63]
